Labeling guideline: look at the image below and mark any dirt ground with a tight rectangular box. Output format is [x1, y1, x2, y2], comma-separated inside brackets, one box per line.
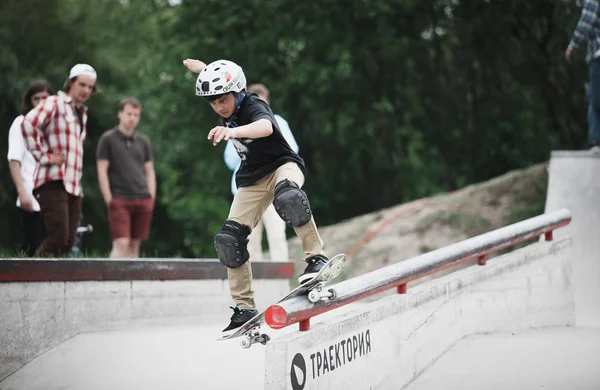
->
[280, 162, 549, 290]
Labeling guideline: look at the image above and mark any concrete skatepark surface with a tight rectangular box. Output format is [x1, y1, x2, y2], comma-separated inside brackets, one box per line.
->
[0, 320, 272, 390]
[0, 305, 360, 390]
[408, 327, 600, 390]
[2, 151, 599, 390]
[3, 323, 598, 390]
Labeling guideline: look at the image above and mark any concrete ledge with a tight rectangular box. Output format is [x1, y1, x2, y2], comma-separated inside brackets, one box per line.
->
[545, 153, 600, 326]
[0, 260, 292, 381]
[550, 150, 600, 158]
[264, 238, 574, 390]
[0, 258, 294, 282]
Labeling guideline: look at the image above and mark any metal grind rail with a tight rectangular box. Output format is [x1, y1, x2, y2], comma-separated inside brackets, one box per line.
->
[265, 209, 572, 331]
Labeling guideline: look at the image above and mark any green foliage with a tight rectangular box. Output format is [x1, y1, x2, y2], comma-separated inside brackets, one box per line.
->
[504, 170, 549, 226]
[417, 210, 492, 237]
[0, 0, 589, 257]
[419, 244, 437, 254]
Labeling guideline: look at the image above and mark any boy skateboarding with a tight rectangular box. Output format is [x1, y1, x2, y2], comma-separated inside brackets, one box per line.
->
[183, 58, 330, 333]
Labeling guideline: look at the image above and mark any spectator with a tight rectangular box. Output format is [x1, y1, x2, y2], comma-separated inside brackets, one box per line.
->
[566, 0, 600, 150]
[21, 64, 98, 257]
[7, 80, 54, 256]
[96, 98, 156, 258]
[223, 83, 299, 262]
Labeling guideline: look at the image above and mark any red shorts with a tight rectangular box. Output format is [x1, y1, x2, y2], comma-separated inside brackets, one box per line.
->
[108, 196, 154, 240]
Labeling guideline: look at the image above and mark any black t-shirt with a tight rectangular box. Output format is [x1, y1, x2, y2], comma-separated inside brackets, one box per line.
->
[223, 92, 306, 188]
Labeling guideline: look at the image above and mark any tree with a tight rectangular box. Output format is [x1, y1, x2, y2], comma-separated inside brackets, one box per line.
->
[0, 0, 588, 258]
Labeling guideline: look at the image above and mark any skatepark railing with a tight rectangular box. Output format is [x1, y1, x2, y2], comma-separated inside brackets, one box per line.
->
[265, 208, 572, 331]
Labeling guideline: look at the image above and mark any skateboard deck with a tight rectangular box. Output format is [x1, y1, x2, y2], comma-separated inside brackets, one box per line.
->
[218, 253, 347, 348]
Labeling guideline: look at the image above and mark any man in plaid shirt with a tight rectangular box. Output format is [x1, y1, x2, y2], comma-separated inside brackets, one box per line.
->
[21, 64, 97, 256]
[566, 0, 600, 149]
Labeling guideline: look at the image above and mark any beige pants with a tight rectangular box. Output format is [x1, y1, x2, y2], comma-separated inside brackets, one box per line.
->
[227, 162, 326, 309]
[247, 203, 289, 262]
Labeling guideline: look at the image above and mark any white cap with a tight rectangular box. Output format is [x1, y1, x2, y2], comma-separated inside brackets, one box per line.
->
[68, 64, 97, 80]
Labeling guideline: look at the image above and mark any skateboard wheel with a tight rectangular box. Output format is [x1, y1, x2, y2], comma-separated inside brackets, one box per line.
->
[240, 336, 252, 349]
[327, 288, 337, 300]
[308, 290, 321, 303]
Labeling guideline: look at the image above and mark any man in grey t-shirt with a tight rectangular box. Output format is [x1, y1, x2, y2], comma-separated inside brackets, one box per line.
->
[96, 97, 156, 258]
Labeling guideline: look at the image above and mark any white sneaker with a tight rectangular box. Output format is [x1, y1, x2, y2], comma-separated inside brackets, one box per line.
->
[590, 146, 600, 153]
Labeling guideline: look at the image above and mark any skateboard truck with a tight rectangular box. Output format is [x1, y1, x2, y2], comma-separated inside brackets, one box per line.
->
[240, 329, 271, 349]
[308, 284, 337, 303]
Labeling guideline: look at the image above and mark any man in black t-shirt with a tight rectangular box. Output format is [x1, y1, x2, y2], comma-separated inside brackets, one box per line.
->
[183, 58, 330, 333]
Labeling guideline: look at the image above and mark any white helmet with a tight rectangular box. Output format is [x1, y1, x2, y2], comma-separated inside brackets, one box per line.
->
[195, 60, 246, 97]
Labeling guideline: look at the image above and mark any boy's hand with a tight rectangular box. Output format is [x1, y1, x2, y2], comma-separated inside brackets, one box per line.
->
[183, 59, 207, 73]
[208, 126, 237, 146]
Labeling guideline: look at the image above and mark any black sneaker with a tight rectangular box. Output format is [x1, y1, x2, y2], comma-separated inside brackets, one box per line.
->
[222, 306, 258, 333]
[298, 256, 328, 284]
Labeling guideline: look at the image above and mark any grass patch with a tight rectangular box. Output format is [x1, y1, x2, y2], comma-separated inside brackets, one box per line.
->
[70, 249, 110, 258]
[417, 210, 492, 237]
[0, 249, 26, 258]
[504, 175, 548, 226]
[419, 244, 436, 254]
[498, 167, 548, 253]
[500, 186, 547, 254]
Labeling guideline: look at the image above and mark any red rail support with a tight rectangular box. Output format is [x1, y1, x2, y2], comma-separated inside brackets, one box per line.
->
[397, 283, 407, 294]
[545, 230, 554, 241]
[299, 319, 310, 331]
[477, 255, 487, 266]
[265, 209, 572, 331]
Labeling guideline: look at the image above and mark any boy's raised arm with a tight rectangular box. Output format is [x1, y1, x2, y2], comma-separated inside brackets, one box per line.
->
[183, 59, 207, 74]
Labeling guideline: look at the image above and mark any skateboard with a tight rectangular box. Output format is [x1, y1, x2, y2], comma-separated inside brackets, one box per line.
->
[217, 253, 347, 348]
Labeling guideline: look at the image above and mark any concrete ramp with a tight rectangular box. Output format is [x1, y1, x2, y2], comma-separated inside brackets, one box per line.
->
[264, 238, 574, 390]
[0, 259, 293, 385]
[545, 151, 600, 326]
[0, 320, 268, 390]
[407, 327, 600, 390]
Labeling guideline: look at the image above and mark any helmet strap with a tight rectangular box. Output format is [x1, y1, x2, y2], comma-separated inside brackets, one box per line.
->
[226, 91, 246, 121]
[234, 91, 246, 109]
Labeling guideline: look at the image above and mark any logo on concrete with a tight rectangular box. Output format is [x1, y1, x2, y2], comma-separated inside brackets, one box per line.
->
[290, 353, 306, 390]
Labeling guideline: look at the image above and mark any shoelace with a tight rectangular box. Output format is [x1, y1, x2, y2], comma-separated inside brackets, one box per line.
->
[230, 306, 253, 321]
[229, 306, 242, 320]
[310, 257, 324, 265]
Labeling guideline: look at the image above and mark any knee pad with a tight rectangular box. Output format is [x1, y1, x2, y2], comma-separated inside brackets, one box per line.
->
[273, 179, 312, 227]
[214, 220, 250, 268]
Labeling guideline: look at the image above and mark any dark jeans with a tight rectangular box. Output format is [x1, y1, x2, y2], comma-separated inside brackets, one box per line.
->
[588, 57, 600, 146]
[33, 181, 82, 257]
[18, 208, 46, 257]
